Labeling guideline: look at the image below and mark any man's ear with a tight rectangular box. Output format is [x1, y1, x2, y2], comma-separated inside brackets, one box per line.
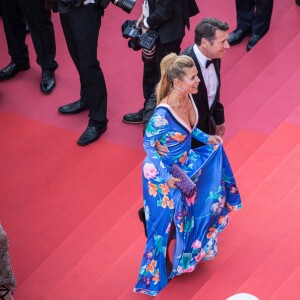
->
[201, 37, 208, 47]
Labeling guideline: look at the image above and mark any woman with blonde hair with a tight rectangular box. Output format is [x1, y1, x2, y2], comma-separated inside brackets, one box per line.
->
[134, 53, 242, 296]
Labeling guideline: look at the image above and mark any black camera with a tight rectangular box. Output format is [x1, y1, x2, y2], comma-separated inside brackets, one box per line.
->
[100, 0, 136, 13]
[57, 0, 136, 14]
[122, 20, 158, 51]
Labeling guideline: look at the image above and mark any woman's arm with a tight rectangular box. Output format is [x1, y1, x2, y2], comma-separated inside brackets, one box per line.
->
[143, 109, 173, 183]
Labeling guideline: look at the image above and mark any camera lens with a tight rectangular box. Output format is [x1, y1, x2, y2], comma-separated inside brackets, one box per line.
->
[128, 39, 141, 51]
[113, 0, 136, 14]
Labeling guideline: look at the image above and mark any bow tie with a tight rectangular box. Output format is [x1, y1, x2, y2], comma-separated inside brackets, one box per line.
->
[205, 59, 214, 68]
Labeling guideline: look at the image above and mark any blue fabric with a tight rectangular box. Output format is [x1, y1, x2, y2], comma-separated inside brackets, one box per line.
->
[134, 105, 242, 296]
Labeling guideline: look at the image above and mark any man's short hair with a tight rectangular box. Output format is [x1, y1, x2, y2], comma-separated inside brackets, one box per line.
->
[194, 17, 229, 45]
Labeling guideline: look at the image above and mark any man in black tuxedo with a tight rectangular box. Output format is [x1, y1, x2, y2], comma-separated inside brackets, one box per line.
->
[139, 17, 230, 235]
[0, 0, 58, 94]
[122, 0, 199, 124]
[227, 0, 273, 51]
[144, 17, 230, 148]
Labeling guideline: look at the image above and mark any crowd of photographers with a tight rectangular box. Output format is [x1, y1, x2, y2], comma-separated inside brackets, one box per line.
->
[0, 0, 199, 147]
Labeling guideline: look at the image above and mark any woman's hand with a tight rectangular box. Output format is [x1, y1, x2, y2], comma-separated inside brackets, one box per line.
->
[167, 177, 181, 188]
[207, 135, 223, 145]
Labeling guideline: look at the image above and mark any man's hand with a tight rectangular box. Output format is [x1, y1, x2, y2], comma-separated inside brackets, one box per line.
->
[136, 14, 144, 28]
[155, 141, 169, 156]
[215, 123, 226, 137]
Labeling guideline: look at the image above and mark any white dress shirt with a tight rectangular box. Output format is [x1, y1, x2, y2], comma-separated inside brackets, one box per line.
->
[193, 44, 218, 109]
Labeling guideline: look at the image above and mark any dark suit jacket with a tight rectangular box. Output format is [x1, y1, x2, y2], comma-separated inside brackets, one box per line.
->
[147, 0, 199, 44]
[143, 45, 225, 148]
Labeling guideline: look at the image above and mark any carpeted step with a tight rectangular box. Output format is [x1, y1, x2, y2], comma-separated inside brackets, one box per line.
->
[235, 199, 300, 299]
[285, 102, 300, 126]
[221, 6, 300, 108]
[245, 70, 300, 136]
[44, 206, 146, 300]
[269, 266, 300, 300]
[224, 128, 268, 172]
[228, 122, 300, 199]
[219, 0, 295, 76]
[185, 144, 300, 300]
[224, 33, 300, 140]
[15, 161, 143, 300]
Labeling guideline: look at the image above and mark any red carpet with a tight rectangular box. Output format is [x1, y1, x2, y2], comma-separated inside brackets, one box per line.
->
[1, 1, 300, 299]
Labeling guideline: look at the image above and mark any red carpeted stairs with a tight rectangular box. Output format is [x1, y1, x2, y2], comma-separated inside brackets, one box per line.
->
[1, 0, 300, 299]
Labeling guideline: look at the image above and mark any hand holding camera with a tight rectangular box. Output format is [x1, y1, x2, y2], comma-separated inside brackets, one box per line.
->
[122, 19, 158, 51]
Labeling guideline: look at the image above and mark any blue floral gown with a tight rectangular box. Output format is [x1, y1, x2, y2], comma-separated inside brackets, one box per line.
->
[134, 96, 242, 296]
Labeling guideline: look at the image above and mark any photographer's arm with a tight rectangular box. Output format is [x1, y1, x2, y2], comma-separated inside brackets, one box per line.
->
[145, 0, 174, 29]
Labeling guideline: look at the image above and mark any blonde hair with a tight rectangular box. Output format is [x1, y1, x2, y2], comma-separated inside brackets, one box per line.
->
[156, 53, 195, 105]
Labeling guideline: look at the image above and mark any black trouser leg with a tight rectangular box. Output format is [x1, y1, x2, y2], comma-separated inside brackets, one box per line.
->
[17, 0, 58, 70]
[60, 5, 108, 126]
[251, 0, 273, 35]
[0, 0, 29, 66]
[236, 0, 255, 31]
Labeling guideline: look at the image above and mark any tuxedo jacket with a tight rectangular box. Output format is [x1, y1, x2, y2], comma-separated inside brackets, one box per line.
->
[146, 0, 199, 44]
[182, 45, 225, 136]
[144, 45, 225, 148]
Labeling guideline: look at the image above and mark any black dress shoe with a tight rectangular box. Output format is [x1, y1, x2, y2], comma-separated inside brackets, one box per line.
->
[138, 207, 147, 238]
[246, 34, 263, 52]
[77, 125, 107, 146]
[122, 108, 144, 124]
[58, 99, 88, 114]
[228, 29, 251, 46]
[40, 70, 56, 94]
[0, 61, 30, 81]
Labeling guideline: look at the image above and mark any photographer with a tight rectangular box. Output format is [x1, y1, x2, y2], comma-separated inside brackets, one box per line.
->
[122, 0, 199, 124]
[46, 0, 135, 146]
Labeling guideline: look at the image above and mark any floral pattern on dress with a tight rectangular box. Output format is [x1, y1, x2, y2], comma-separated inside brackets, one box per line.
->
[134, 99, 242, 296]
